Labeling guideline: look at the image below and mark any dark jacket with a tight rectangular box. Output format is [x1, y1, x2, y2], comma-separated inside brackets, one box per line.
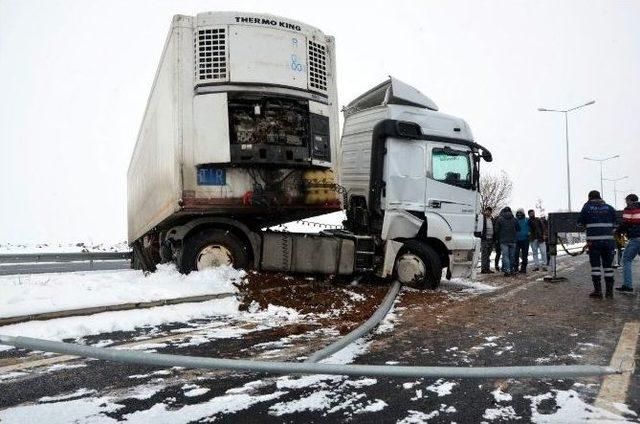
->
[481, 216, 496, 241]
[577, 199, 617, 241]
[494, 208, 520, 244]
[618, 201, 640, 239]
[529, 217, 545, 242]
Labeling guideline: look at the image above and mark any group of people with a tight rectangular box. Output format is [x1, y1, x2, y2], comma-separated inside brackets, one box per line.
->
[480, 206, 548, 276]
[479, 190, 640, 299]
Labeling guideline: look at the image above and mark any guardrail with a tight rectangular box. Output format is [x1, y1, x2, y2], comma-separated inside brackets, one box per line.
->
[0, 251, 131, 266]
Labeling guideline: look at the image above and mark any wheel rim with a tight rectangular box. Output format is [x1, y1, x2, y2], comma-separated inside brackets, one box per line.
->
[395, 252, 426, 284]
[196, 245, 234, 270]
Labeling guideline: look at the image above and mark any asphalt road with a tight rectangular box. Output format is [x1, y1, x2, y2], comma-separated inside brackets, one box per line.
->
[0, 256, 638, 423]
[0, 260, 131, 275]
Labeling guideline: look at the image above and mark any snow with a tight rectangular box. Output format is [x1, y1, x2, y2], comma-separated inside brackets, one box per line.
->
[0, 295, 304, 352]
[425, 379, 457, 397]
[344, 378, 377, 388]
[39, 388, 97, 403]
[440, 278, 497, 294]
[483, 405, 521, 421]
[0, 396, 124, 424]
[269, 390, 333, 415]
[491, 388, 513, 403]
[182, 386, 210, 397]
[0, 264, 244, 318]
[352, 399, 387, 414]
[403, 381, 421, 390]
[397, 409, 440, 423]
[525, 389, 634, 423]
[0, 297, 240, 348]
[121, 391, 287, 423]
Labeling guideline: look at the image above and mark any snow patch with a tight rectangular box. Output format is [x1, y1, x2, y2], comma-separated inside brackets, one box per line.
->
[483, 405, 521, 421]
[398, 409, 440, 423]
[426, 379, 457, 397]
[0, 264, 244, 318]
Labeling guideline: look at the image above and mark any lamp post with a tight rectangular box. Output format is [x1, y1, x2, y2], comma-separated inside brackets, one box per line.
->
[584, 155, 620, 198]
[603, 176, 629, 207]
[538, 100, 595, 211]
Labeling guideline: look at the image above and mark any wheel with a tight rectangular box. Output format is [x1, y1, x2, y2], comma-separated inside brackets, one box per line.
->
[180, 228, 250, 273]
[394, 240, 442, 289]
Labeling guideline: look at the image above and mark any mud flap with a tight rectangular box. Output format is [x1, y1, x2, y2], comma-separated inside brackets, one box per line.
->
[132, 241, 157, 273]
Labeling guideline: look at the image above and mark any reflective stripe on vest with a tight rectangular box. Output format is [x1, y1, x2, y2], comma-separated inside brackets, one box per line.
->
[587, 235, 614, 240]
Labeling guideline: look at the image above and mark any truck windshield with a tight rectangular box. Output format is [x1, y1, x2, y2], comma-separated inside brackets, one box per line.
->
[431, 148, 472, 189]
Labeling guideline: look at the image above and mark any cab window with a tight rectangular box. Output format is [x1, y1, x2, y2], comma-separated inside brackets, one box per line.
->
[431, 148, 472, 189]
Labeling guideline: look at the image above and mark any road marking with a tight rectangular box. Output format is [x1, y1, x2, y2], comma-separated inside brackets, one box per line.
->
[594, 321, 640, 415]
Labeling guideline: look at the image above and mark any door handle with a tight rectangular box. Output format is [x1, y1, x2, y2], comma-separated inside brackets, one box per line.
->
[429, 200, 442, 209]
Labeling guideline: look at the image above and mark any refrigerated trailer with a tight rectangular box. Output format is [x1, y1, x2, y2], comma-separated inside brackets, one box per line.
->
[128, 12, 492, 288]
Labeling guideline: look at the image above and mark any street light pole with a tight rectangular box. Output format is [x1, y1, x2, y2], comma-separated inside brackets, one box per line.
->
[564, 112, 571, 211]
[538, 100, 595, 211]
[603, 176, 628, 207]
[584, 155, 620, 199]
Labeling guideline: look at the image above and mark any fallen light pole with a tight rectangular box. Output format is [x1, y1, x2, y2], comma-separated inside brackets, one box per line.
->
[0, 335, 620, 380]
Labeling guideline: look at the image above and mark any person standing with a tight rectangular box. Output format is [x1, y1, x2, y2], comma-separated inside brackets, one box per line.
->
[528, 209, 548, 272]
[515, 208, 530, 273]
[494, 207, 520, 276]
[577, 190, 617, 299]
[540, 215, 551, 265]
[480, 207, 496, 274]
[616, 194, 640, 293]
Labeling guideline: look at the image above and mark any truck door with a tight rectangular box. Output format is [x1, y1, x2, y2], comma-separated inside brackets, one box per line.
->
[383, 138, 427, 212]
[424, 143, 478, 242]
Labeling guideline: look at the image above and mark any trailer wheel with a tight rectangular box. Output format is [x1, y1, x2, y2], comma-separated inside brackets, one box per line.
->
[180, 228, 250, 273]
[394, 240, 442, 289]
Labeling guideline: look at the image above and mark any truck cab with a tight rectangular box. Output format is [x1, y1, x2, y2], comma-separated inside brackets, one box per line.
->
[340, 77, 492, 286]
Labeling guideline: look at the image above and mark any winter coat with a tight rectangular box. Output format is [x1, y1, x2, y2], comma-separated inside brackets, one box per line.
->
[528, 217, 545, 242]
[516, 217, 530, 241]
[494, 209, 520, 244]
[577, 199, 617, 242]
[481, 216, 496, 241]
[618, 201, 640, 239]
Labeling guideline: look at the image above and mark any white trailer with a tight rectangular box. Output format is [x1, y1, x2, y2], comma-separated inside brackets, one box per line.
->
[128, 12, 341, 264]
[128, 13, 492, 288]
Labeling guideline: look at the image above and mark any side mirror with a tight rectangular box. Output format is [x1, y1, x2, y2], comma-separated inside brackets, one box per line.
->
[481, 150, 493, 162]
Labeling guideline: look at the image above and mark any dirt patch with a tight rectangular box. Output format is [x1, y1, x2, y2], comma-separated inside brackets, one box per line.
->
[236, 271, 391, 334]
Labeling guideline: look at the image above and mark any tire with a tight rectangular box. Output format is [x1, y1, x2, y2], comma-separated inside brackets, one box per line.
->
[394, 240, 442, 290]
[180, 228, 250, 274]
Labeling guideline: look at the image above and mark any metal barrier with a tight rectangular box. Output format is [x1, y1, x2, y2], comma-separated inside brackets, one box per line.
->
[0, 251, 132, 273]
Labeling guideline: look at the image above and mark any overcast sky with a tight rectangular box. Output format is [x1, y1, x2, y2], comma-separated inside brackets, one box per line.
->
[1, 0, 638, 244]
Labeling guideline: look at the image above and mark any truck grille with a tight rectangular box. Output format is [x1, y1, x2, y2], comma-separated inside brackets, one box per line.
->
[195, 27, 227, 83]
[308, 40, 327, 92]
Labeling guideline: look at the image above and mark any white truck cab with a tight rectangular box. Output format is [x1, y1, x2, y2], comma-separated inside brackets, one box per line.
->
[340, 77, 492, 285]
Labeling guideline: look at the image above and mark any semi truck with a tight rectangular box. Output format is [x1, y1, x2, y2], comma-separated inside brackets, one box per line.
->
[127, 12, 492, 288]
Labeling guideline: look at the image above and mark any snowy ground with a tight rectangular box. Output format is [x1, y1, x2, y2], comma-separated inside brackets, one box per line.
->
[0, 264, 244, 318]
[0, 255, 638, 423]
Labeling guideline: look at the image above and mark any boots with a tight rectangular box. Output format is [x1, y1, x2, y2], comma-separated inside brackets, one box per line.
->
[605, 280, 614, 299]
[589, 281, 603, 299]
